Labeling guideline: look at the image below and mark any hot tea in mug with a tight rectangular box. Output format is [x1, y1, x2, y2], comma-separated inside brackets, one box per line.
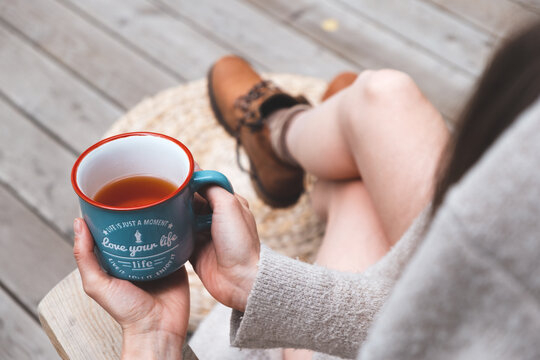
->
[94, 176, 178, 208]
[72, 132, 233, 281]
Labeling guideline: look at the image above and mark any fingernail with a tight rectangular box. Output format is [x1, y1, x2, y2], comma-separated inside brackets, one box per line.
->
[74, 219, 82, 235]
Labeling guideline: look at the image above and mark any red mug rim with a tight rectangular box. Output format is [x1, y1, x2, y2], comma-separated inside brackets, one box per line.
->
[71, 132, 195, 211]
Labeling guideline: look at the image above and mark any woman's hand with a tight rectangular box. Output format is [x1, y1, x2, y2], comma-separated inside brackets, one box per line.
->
[190, 185, 261, 312]
[73, 218, 189, 360]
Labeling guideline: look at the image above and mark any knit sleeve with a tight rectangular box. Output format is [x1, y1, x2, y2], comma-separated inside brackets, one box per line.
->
[228, 210, 427, 358]
[229, 246, 391, 358]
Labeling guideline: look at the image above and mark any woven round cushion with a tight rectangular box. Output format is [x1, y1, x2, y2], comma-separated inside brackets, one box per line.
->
[104, 74, 327, 331]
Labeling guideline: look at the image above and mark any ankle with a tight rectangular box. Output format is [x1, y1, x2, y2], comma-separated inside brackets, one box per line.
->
[267, 104, 310, 167]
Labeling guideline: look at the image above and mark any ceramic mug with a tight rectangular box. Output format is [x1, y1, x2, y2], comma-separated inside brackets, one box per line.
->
[71, 132, 233, 281]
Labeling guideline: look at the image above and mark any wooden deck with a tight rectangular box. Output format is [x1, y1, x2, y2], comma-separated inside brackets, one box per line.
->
[1, 0, 538, 358]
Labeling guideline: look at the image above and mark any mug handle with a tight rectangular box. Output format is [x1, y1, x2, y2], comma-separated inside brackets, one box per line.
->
[189, 170, 234, 231]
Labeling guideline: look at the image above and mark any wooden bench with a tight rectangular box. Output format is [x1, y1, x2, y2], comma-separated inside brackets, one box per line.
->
[38, 270, 123, 359]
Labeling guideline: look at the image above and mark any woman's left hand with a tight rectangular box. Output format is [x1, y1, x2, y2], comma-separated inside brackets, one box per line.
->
[73, 218, 189, 360]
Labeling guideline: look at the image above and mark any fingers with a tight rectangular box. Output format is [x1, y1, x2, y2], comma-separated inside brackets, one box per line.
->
[73, 218, 111, 297]
[236, 194, 250, 209]
[192, 162, 248, 209]
[200, 182, 230, 207]
[203, 185, 250, 211]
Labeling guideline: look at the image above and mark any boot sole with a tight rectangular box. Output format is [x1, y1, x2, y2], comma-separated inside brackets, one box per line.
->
[248, 160, 302, 208]
[206, 67, 301, 208]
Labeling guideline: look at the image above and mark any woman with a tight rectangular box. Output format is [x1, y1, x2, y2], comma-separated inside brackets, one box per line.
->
[73, 21, 540, 359]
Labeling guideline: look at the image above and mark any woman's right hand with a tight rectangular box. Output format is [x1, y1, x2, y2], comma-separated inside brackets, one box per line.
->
[190, 184, 260, 312]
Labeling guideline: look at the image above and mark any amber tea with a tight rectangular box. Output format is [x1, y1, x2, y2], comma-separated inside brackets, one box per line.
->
[94, 175, 178, 208]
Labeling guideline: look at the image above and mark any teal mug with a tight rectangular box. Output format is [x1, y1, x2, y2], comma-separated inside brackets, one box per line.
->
[71, 132, 233, 281]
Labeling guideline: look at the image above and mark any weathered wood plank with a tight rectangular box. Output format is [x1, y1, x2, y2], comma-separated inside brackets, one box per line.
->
[0, 97, 78, 236]
[0, 286, 59, 360]
[39, 271, 197, 359]
[155, 0, 358, 79]
[0, 0, 177, 109]
[39, 270, 123, 360]
[427, 0, 539, 38]
[246, 0, 474, 119]
[61, 0, 230, 81]
[0, 184, 76, 318]
[0, 23, 121, 153]
[337, 0, 494, 75]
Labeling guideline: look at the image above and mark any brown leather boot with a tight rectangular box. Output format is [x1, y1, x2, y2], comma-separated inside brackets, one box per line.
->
[207, 56, 310, 208]
[321, 72, 358, 101]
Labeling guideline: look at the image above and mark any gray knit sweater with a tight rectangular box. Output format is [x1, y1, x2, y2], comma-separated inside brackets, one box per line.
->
[189, 97, 540, 359]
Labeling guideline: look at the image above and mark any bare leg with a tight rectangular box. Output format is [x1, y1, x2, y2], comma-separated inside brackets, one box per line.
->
[282, 70, 448, 359]
[310, 180, 389, 271]
[287, 70, 449, 243]
[283, 179, 390, 360]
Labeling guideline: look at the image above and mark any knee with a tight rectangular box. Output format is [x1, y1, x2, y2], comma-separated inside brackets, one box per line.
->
[337, 69, 423, 130]
[354, 69, 420, 103]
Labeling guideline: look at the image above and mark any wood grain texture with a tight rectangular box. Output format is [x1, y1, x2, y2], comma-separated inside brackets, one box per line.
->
[0, 24, 121, 153]
[512, 0, 540, 15]
[0, 185, 75, 318]
[0, 287, 59, 360]
[337, 0, 494, 75]
[155, 0, 358, 79]
[427, 0, 539, 38]
[0, 0, 177, 109]
[246, 0, 474, 120]
[62, 0, 230, 81]
[0, 98, 78, 236]
[38, 270, 123, 360]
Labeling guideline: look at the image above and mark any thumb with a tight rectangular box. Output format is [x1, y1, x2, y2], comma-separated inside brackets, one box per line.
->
[201, 185, 240, 213]
[73, 218, 111, 297]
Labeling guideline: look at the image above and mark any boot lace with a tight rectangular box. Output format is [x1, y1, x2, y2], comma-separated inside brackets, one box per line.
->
[232, 80, 280, 175]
